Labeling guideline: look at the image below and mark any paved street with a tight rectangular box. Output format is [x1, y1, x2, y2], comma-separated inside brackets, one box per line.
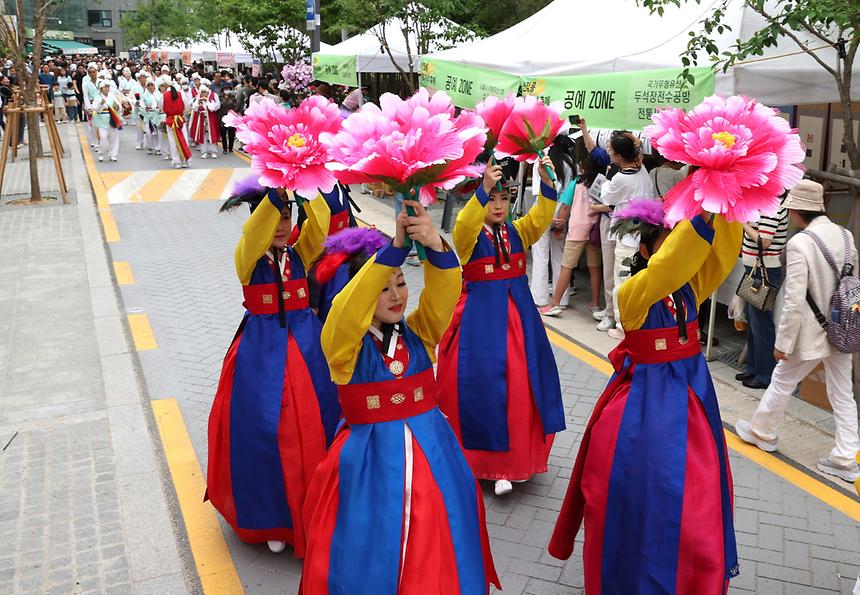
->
[2, 123, 859, 594]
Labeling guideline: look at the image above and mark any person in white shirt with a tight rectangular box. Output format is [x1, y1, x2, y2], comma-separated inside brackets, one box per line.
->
[598, 131, 656, 339]
[91, 79, 123, 162]
[649, 156, 688, 198]
[81, 62, 100, 147]
[131, 71, 148, 149]
[737, 180, 860, 483]
[190, 80, 221, 158]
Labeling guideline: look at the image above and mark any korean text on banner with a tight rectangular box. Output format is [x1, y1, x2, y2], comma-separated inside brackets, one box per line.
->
[420, 58, 521, 110]
[181, 51, 191, 64]
[216, 52, 236, 68]
[251, 60, 261, 77]
[312, 54, 358, 87]
[521, 66, 715, 131]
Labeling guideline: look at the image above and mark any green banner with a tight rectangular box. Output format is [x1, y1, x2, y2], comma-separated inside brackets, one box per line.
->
[312, 54, 358, 87]
[419, 58, 521, 109]
[521, 66, 715, 130]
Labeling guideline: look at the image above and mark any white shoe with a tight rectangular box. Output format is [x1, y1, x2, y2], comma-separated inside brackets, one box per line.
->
[494, 480, 513, 496]
[182, 162, 190, 168]
[816, 457, 860, 483]
[596, 317, 614, 332]
[539, 304, 564, 317]
[109, 157, 117, 162]
[210, 152, 218, 159]
[607, 326, 625, 340]
[135, 144, 141, 150]
[97, 155, 104, 162]
[173, 162, 182, 169]
[592, 308, 607, 321]
[267, 540, 286, 554]
[163, 154, 170, 161]
[735, 419, 778, 453]
[200, 153, 207, 159]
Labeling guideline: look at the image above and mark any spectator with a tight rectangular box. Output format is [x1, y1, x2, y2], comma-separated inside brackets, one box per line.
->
[736, 195, 789, 389]
[72, 64, 86, 121]
[51, 83, 67, 122]
[278, 88, 292, 109]
[0, 76, 11, 131]
[539, 146, 605, 318]
[211, 71, 225, 96]
[598, 130, 656, 339]
[219, 88, 237, 153]
[56, 67, 72, 99]
[64, 82, 79, 122]
[649, 154, 688, 198]
[737, 180, 859, 483]
[248, 78, 274, 106]
[234, 76, 254, 115]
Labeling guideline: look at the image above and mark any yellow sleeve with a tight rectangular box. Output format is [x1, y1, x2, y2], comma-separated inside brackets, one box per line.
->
[321, 243, 462, 384]
[689, 217, 743, 306]
[512, 182, 559, 249]
[452, 187, 491, 264]
[234, 192, 282, 285]
[294, 193, 332, 270]
[617, 215, 716, 331]
[406, 244, 462, 359]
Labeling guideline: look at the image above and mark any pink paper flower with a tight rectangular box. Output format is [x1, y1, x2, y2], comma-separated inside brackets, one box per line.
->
[645, 95, 806, 225]
[321, 89, 487, 205]
[475, 92, 516, 150]
[495, 95, 566, 163]
[226, 95, 342, 198]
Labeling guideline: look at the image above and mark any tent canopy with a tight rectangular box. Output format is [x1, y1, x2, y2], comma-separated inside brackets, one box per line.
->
[423, 0, 858, 106]
[41, 39, 99, 56]
[135, 29, 329, 64]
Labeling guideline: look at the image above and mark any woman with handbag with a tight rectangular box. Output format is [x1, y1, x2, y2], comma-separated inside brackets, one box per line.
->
[736, 197, 788, 389]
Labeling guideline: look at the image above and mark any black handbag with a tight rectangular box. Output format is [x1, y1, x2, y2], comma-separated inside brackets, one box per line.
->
[736, 238, 780, 312]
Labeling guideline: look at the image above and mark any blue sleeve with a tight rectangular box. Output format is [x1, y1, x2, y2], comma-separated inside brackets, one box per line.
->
[375, 242, 409, 267]
[559, 179, 577, 207]
[266, 188, 285, 211]
[474, 185, 490, 207]
[540, 181, 558, 201]
[424, 245, 460, 270]
[690, 215, 715, 244]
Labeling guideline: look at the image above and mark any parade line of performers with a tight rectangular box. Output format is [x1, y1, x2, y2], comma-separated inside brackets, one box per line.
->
[205, 155, 744, 594]
[80, 61, 220, 167]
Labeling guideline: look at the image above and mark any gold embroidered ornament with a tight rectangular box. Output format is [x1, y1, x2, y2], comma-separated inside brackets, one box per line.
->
[388, 360, 405, 376]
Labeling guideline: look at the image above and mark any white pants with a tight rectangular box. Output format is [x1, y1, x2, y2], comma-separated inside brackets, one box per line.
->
[599, 215, 616, 323]
[166, 126, 189, 165]
[86, 118, 97, 146]
[136, 118, 145, 147]
[531, 228, 567, 306]
[612, 242, 637, 328]
[750, 352, 859, 466]
[200, 141, 219, 156]
[143, 123, 157, 151]
[97, 126, 119, 159]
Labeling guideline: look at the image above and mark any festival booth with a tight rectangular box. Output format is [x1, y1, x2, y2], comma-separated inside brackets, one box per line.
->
[312, 12, 475, 87]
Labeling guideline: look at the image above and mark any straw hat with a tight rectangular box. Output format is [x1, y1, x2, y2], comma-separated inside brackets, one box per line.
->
[784, 179, 825, 212]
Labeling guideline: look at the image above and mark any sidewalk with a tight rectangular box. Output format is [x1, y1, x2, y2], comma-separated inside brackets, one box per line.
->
[0, 123, 192, 594]
[349, 189, 856, 492]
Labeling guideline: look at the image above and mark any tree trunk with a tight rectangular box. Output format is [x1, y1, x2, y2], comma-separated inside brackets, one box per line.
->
[26, 112, 42, 201]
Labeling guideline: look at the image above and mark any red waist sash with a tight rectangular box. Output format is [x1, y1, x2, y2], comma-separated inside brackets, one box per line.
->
[609, 321, 701, 370]
[338, 368, 437, 425]
[242, 280, 310, 315]
[462, 253, 526, 282]
[329, 210, 349, 235]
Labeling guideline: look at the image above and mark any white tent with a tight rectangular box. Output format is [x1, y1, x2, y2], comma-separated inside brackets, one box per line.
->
[423, 0, 858, 105]
[322, 14, 474, 75]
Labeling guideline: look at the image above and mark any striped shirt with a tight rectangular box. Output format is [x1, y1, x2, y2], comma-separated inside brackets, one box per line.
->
[742, 201, 788, 268]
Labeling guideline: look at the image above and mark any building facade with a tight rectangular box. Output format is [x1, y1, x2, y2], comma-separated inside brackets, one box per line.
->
[6, 0, 140, 54]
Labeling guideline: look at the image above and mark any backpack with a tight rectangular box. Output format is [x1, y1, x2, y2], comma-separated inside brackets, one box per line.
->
[801, 228, 860, 354]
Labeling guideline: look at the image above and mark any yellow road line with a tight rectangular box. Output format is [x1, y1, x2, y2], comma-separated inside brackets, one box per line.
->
[78, 129, 121, 242]
[113, 261, 135, 285]
[132, 170, 185, 202]
[193, 168, 234, 201]
[101, 171, 134, 192]
[127, 313, 157, 350]
[234, 150, 251, 164]
[545, 327, 860, 520]
[152, 398, 244, 595]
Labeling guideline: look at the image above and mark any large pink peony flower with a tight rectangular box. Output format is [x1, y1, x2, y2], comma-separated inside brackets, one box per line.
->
[494, 95, 566, 163]
[225, 95, 342, 199]
[645, 95, 805, 225]
[475, 92, 516, 150]
[321, 89, 487, 205]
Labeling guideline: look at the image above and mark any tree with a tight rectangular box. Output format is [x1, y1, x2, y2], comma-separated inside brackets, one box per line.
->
[332, 0, 476, 93]
[210, 0, 307, 65]
[0, 0, 54, 202]
[450, 0, 553, 37]
[640, 0, 859, 239]
[120, 0, 203, 50]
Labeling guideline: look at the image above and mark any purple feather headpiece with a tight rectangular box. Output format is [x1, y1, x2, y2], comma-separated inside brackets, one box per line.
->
[316, 227, 388, 284]
[610, 198, 668, 238]
[220, 174, 270, 213]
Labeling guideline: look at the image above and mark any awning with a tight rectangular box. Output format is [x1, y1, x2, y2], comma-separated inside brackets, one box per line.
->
[42, 39, 99, 55]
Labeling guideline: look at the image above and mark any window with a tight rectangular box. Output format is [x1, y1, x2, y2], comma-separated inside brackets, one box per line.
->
[87, 10, 112, 28]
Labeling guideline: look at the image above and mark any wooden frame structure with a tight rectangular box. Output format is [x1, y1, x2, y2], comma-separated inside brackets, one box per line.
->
[0, 87, 68, 203]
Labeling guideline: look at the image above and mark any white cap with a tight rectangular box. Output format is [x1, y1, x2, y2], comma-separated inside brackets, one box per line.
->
[145, 78, 155, 87]
[123, 67, 131, 75]
[87, 62, 97, 71]
[191, 72, 201, 80]
[161, 65, 170, 72]
[97, 79, 111, 89]
[200, 78, 211, 88]
[136, 70, 147, 79]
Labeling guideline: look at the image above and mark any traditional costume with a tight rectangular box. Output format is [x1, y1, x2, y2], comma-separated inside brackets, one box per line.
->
[300, 233, 500, 594]
[163, 83, 192, 168]
[90, 80, 124, 162]
[190, 81, 221, 159]
[131, 72, 148, 148]
[81, 65, 100, 147]
[207, 178, 339, 557]
[549, 200, 742, 594]
[437, 179, 565, 492]
[140, 81, 161, 154]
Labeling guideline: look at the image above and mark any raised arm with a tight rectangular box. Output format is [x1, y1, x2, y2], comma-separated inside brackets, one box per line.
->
[617, 215, 715, 331]
[234, 189, 284, 285]
[406, 246, 461, 357]
[453, 186, 491, 263]
[512, 180, 558, 248]
[689, 216, 743, 305]
[294, 194, 331, 270]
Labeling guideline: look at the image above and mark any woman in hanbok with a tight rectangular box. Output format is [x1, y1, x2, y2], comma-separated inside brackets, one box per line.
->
[300, 203, 499, 594]
[162, 80, 192, 169]
[139, 79, 160, 155]
[190, 80, 221, 159]
[207, 176, 340, 557]
[437, 157, 566, 497]
[549, 198, 741, 594]
[90, 79, 124, 163]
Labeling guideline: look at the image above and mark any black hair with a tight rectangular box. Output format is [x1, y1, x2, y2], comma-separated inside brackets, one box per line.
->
[548, 134, 575, 183]
[169, 86, 178, 101]
[609, 131, 641, 163]
[794, 210, 825, 223]
[279, 89, 290, 102]
[578, 152, 604, 188]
